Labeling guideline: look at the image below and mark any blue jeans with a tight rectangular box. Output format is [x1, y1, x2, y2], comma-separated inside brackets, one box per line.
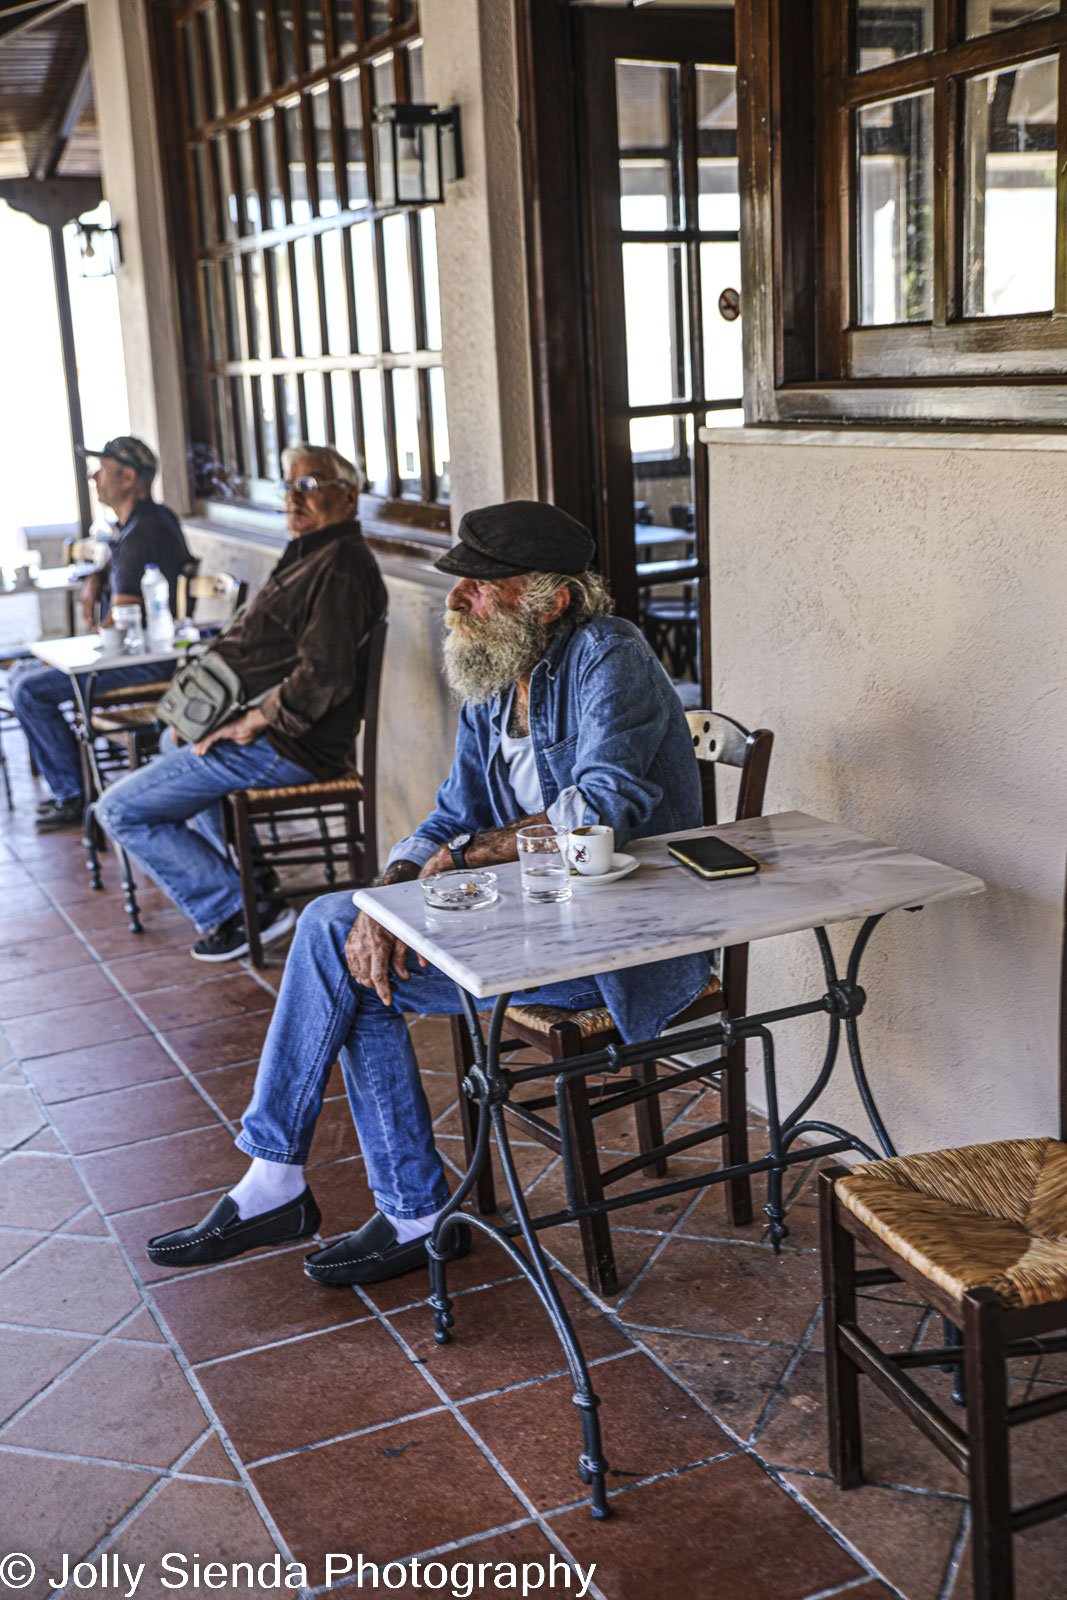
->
[9, 658, 172, 805]
[96, 728, 313, 932]
[238, 892, 605, 1219]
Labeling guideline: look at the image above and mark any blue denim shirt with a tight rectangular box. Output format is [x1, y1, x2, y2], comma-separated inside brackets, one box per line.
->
[389, 615, 709, 1042]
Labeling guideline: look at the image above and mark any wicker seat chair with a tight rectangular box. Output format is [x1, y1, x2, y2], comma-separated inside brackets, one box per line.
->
[451, 709, 774, 1295]
[820, 883, 1067, 1600]
[221, 618, 388, 966]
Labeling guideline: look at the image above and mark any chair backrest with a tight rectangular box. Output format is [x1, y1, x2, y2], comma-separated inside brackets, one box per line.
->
[176, 570, 247, 622]
[357, 617, 389, 881]
[685, 709, 774, 827]
[67, 537, 110, 568]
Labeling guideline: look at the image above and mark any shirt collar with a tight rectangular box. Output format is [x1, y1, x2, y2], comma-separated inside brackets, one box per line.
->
[277, 518, 360, 569]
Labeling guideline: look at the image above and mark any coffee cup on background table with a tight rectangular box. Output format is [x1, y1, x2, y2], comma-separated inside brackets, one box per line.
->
[566, 824, 614, 876]
[99, 625, 124, 652]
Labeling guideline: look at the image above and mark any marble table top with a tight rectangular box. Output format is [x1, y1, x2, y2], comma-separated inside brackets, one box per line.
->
[31, 636, 183, 676]
[353, 810, 985, 998]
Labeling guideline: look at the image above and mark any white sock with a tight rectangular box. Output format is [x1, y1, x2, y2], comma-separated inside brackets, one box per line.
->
[386, 1205, 445, 1245]
[229, 1158, 307, 1220]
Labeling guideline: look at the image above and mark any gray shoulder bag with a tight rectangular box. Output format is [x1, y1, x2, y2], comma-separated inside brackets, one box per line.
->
[156, 649, 276, 744]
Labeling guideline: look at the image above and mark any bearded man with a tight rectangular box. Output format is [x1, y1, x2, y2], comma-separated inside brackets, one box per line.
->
[146, 501, 706, 1286]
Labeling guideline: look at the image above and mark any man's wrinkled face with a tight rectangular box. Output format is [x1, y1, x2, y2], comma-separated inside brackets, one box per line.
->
[442, 576, 555, 704]
[283, 455, 358, 537]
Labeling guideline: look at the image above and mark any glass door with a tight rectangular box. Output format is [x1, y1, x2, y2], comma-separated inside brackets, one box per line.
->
[579, 8, 741, 699]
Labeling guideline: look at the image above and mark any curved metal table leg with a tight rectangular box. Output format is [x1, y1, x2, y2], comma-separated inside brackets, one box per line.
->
[428, 989, 611, 1520]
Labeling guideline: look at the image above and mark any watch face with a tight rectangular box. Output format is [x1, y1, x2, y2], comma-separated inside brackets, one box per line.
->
[450, 832, 472, 850]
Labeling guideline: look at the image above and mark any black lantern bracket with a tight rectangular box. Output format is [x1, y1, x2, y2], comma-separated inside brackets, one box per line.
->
[372, 102, 463, 208]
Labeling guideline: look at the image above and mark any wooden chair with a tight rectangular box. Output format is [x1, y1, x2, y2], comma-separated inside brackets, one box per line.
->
[820, 873, 1067, 1600]
[221, 618, 388, 966]
[451, 709, 774, 1295]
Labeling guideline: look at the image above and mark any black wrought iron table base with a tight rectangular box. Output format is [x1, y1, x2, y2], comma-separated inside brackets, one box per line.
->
[425, 913, 902, 1520]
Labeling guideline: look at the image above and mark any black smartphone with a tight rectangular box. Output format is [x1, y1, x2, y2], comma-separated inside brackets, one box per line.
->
[667, 835, 761, 881]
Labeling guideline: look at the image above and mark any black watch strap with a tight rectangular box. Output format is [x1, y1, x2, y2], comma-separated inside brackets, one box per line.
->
[448, 831, 473, 870]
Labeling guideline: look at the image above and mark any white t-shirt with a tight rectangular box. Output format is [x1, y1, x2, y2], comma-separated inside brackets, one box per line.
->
[500, 686, 586, 831]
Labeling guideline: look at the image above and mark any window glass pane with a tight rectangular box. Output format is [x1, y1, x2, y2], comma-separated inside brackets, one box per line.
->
[856, 89, 934, 324]
[963, 56, 1058, 316]
[616, 61, 681, 230]
[429, 365, 450, 501]
[854, 0, 935, 70]
[250, 1, 271, 97]
[630, 417, 695, 539]
[333, 0, 357, 54]
[359, 370, 389, 493]
[349, 222, 381, 351]
[193, 144, 215, 246]
[331, 372, 358, 465]
[309, 86, 339, 214]
[223, 0, 247, 106]
[622, 243, 691, 404]
[304, 372, 327, 445]
[209, 379, 234, 480]
[392, 369, 421, 497]
[275, 0, 297, 84]
[213, 136, 239, 240]
[304, 0, 327, 71]
[273, 244, 296, 356]
[408, 41, 425, 101]
[364, 1, 391, 40]
[183, 21, 205, 126]
[372, 52, 396, 108]
[258, 376, 279, 479]
[259, 113, 286, 228]
[321, 227, 350, 352]
[706, 406, 745, 428]
[236, 122, 259, 232]
[696, 66, 739, 231]
[382, 211, 415, 350]
[281, 372, 302, 446]
[341, 70, 369, 208]
[284, 98, 311, 223]
[700, 241, 743, 401]
[293, 234, 323, 355]
[248, 250, 271, 356]
[226, 256, 250, 360]
[202, 4, 228, 116]
[200, 263, 222, 362]
[966, 1, 1058, 35]
[419, 208, 441, 348]
[235, 376, 256, 476]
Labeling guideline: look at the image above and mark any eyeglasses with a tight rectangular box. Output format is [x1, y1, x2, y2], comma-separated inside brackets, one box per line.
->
[278, 475, 346, 497]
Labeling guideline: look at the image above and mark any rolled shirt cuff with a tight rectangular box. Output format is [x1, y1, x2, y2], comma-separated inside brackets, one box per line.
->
[386, 833, 440, 872]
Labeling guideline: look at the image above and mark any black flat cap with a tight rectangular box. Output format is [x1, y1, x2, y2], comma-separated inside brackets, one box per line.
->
[434, 500, 596, 580]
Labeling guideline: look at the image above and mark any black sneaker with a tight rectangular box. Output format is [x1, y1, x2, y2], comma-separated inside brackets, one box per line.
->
[35, 797, 84, 832]
[191, 899, 296, 962]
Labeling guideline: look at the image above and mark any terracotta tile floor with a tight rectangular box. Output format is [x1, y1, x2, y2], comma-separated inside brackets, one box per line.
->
[0, 738, 1062, 1600]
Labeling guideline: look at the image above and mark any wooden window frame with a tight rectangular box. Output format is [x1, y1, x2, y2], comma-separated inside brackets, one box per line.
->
[738, 0, 1067, 426]
[153, 0, 450, 545]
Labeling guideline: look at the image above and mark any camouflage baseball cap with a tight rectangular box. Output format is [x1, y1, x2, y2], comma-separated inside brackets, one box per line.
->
[77, 436, 159, 479]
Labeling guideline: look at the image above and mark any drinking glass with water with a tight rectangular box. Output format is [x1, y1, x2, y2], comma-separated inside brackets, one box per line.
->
[516, 824, 572, 903]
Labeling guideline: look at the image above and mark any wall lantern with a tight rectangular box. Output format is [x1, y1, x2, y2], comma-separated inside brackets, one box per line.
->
[75, 215, 122, 277]
[371, 103, 463, 207]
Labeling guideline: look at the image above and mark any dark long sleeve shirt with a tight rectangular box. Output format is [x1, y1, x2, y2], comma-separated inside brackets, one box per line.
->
[214, 520, 387, 779]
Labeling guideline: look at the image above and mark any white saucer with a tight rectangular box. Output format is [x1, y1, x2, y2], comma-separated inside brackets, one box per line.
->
[569, 852, 638, 889]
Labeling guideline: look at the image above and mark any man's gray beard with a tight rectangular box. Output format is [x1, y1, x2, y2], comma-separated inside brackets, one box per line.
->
[442, 605, 548, 705]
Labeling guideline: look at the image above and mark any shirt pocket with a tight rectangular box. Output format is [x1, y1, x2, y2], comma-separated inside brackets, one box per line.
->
[541, 730, 579, 793]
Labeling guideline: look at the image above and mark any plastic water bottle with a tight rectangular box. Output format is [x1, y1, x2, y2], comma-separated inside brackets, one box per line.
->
[141, 564, 174, 649]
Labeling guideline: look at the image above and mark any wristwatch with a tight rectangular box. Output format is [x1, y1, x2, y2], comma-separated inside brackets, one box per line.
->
[447, 831, 473, 870]
[447, 830, 474, 870]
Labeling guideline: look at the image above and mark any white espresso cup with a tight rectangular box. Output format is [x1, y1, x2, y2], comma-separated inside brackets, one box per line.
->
[98, 625, 124, 653]
[567, 824, 614, 876]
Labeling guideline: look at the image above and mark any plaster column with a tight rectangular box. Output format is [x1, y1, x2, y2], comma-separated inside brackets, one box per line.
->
[420, 0, 537, 522]
[85, 0, 189, 511]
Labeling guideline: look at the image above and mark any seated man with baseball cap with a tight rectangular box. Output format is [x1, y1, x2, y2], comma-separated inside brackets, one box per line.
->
[11, 436, 191, 831]
[145, 499, 709, 1287]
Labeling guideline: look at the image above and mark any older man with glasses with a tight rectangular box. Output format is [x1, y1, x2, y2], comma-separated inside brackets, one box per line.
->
[96, 443, 387, 962]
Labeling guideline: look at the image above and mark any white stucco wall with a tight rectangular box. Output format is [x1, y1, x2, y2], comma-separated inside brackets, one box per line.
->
[706, 429, 1067, 1153]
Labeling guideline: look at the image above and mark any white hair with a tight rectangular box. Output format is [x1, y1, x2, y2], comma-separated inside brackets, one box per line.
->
[282, 442, 365, 492]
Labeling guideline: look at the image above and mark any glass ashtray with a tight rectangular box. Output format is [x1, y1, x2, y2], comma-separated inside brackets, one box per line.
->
[421, 869, 499, 911]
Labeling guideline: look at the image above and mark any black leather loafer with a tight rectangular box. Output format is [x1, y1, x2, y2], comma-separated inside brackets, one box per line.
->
[146, 1187, 321, 1268]
[303, 1210, 471, 1287]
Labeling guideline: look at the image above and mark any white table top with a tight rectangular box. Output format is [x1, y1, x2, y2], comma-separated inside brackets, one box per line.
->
[353, 811, 985, 998]
[30, 636, 181, 676]
[32, 564, 97, 592]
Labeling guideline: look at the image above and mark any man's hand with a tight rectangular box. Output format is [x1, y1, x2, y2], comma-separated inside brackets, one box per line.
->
[344, 909, 426, 1004]
[80, 572, 105, 627]
[419, 842, 457, 879]
[192, 705, 270, 757]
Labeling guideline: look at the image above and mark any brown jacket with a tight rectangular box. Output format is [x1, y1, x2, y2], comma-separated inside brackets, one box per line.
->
[214, 520, 387, 779]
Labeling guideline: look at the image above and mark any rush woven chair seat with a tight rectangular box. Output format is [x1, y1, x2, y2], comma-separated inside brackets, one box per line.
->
[222, 618, 387, 966]
[451, 709, 773, 1296]
[821, 1129, 1067, 1599]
